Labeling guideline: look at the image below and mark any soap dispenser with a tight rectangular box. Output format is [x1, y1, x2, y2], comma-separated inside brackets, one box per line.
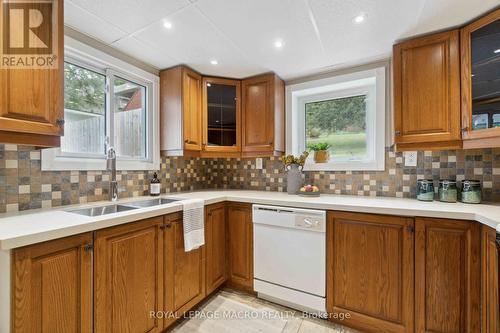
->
[150, 172, 161, 196]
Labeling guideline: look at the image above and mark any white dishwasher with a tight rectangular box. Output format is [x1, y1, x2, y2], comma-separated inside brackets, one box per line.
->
[253, 204, 326, 314]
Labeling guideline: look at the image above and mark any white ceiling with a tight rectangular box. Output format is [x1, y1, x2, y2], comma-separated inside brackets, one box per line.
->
[64, 0, 499, 80]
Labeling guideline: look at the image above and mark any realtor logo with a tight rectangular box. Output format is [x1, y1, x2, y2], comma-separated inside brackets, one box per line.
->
[1, 0, 58, 68]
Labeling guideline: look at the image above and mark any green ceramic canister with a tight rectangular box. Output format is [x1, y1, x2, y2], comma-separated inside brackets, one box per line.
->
[460, 180, 481, 204]
[438, 179, 457, 203]
[416, 179, 434, 201]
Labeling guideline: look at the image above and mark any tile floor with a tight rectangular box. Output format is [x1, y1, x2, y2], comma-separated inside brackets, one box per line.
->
[170, 290, 359, 333]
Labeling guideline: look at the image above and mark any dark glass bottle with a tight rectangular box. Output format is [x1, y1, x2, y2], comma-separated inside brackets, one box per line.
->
[150, 172, 161, 196]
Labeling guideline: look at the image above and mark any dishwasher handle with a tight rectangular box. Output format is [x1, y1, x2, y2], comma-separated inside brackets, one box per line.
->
[255, 206, 294, 214]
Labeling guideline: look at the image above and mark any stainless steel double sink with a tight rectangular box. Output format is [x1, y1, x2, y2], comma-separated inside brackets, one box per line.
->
[68, 198, 180, 217]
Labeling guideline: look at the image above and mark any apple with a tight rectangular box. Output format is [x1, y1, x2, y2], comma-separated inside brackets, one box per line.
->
[305, 184, 313, 192]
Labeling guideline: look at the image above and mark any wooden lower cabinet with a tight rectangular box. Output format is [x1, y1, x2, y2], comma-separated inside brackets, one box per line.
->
[227, 202, 254, 292]
[205, 203, 227, 294]
[94, 217, 164, 333]
[12, 233, 93, 333]
[163, 212, 206, 329]
[481, 226, 499, 333]
[327, 211, 415, 333]
[415, 217, 481, 333]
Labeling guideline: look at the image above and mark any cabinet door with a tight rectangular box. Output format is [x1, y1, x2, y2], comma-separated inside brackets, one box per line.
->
[227, 202, 253, 292]
[182, 67, 203, 151]
[242, 75, 275, 154]
[12, 233, 92, 333]
[205, 203, 227, 294]
[327, 212, 414, 333]
[202, 77, 241, 157]
[481, 226, 499, 333]
[0, 0, 63, 147]
[415, 218, 481, 333]
[163, 212, 205, 328]
[393, 30, 461, 150]
[461, 8, 500, 149]
[94, 217, 164, 333]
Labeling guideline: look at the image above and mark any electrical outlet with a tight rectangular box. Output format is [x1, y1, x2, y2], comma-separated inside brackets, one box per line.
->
[404, 151, 418, 167]
[255, 158, 263, 169]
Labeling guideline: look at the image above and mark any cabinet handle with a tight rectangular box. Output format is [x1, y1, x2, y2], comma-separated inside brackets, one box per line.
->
[83, 243, 94, 252]
[394, 131, 401, 137]
[406, 225, 415, 234]
[268, 141, 273, 145]
[56, 119, 65, 126]
[160, 223, 172, 230]
[461, 126, 469, 134]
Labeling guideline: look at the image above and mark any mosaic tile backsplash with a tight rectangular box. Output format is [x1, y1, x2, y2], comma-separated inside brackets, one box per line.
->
[0, 144, 499, 213]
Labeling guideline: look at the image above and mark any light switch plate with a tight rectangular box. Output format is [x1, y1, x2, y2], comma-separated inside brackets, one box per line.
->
[255, 158, 263, 169]
[404, 151, 418, 167]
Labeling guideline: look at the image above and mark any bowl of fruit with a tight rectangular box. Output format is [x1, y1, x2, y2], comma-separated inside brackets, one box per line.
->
[299, 184, 320, 197]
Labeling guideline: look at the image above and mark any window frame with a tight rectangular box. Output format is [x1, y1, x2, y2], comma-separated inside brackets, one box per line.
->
[286, 67, 386, 171]
[42, 36, 160, 171]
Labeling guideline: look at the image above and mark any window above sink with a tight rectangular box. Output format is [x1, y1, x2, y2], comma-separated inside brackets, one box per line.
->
[41, 36, 160, 171]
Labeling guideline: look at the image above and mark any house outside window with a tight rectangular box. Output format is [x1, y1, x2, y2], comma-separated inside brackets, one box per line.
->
[42, 37, 160, 171]
[286, 67, 386, 171]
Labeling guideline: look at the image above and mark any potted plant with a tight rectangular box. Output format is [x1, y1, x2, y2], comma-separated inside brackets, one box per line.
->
[308, 143, 331, 163]
[280, 151, 309, 194]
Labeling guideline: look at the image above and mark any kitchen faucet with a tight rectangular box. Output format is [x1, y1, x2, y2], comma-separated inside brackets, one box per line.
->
[106, 146, 118, 202]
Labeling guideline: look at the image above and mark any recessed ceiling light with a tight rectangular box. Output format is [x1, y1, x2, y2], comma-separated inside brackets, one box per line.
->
[494, 49, 500, 54]
[274, 39, 284, 49]
[353, 14, 365, 24]
[210, 59, 218, 65]
[163, 21, 173, 29]
[206, 83, 211, 87]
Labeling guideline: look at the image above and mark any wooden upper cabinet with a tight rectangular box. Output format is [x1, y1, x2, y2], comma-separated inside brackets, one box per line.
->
[160, 66, 202, 154]
[205, 203, 227, 294]
[12, 233, 93, 333]
[327, 212, 414, 333]
[461, 8, 500, 149]
[163, 212, 206, 329]
[226, 202, 253, 292]
[202, 77, 241, 157]
[0, 0, 64, 147]
[481, 225, 499, 333]
[183, 68, 203, 151]
[242, 73, 285, 157]
[415, 218, 481, 333]
[94, 217, 164, 333]
[393, 30, 461, 151]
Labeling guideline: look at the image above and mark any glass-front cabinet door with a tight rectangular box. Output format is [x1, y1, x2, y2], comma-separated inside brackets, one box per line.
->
[202, 77, 241, 155]
[461, 8, 500, 148]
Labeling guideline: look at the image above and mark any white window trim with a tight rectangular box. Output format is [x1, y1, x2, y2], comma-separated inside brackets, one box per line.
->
[286, 67, 386, 171]
[42, 36, 160, 171]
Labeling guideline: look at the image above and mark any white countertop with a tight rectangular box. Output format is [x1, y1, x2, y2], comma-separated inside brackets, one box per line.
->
[0, 190, 499, 250]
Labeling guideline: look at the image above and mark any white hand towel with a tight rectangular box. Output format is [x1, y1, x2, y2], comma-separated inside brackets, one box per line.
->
[182, 199, 205, 252]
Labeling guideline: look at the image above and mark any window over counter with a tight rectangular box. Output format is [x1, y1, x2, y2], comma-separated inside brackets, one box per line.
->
[286, 67, 386, 171]
[42, 37, 159, 171]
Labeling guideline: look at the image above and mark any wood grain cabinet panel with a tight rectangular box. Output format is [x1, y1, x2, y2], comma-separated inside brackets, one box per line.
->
[160, 66, 203, 154]
[415, 218, 481, 333]
[393, 30, 461, 151]
[182, 68, 203, 151]
[227, 202, 253, 292]
[0, 0, 64, 147]
[241, 74, 284, 157]
[163, 212, 206, 329]
[481, 225, 499, 333]
[327, 212, 414, 333]
[12, 233, 93, 333]
[94, 217, 164, 333]
[205, 203, 227, 294]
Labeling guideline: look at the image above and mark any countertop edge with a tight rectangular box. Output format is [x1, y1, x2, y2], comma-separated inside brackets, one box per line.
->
[1, 191, 499, 250]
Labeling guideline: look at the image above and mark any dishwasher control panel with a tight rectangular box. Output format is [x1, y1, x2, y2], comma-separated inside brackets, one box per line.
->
[294, 215, 325, 232]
